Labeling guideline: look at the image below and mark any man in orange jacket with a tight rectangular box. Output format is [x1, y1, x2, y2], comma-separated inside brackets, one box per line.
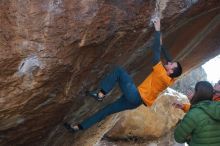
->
[64, 18, 183, 132]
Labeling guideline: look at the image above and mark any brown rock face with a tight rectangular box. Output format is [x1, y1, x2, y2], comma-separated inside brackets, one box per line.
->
[0, 0, 220, 145]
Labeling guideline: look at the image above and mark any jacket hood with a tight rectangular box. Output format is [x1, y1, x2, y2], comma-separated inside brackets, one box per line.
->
[192, 100, 220, 121]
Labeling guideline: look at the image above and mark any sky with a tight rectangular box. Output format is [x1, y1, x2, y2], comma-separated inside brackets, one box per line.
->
[202, 54, 220, 84]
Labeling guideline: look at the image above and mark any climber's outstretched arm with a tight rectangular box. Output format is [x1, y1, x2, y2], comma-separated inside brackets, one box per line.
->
[151, 18, 174, 64]
[151, 18, 161, 65]
[158, 20, 173, 62]
[161, 45, 173, 62]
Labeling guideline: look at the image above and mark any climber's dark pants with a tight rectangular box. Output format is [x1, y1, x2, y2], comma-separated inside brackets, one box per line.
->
[80, 66, 143, 129]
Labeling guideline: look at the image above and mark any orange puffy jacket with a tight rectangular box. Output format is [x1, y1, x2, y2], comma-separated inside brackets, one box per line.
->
[138, 61, 174, 106]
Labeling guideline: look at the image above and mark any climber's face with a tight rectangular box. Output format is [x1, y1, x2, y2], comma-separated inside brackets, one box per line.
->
[164, 62, 178, 75]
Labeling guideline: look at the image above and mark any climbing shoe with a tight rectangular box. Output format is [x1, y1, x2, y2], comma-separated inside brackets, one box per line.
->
[64, 123, 80, 133]
[86, 89, 105, 101]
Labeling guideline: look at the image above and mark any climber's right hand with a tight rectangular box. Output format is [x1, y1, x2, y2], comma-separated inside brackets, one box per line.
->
[153, 17, 160, 31]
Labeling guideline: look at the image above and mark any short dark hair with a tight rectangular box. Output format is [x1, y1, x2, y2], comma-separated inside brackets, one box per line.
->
[190, 81, 214, 105]
[169, 62, 182, 78]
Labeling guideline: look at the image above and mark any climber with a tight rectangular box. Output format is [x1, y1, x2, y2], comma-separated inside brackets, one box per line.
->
[174, 81, 220, 146]
[173, 80, 220, 112]
[64, 17, 182, 133]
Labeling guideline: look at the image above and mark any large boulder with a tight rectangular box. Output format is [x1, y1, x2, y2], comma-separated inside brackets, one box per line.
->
[105, 89, 187, 142]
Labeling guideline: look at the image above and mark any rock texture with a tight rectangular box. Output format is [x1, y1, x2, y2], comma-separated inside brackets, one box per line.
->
[105, 89, 186, 141]
[172, 66, 207, 94]
[0, 0, 220, 146]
